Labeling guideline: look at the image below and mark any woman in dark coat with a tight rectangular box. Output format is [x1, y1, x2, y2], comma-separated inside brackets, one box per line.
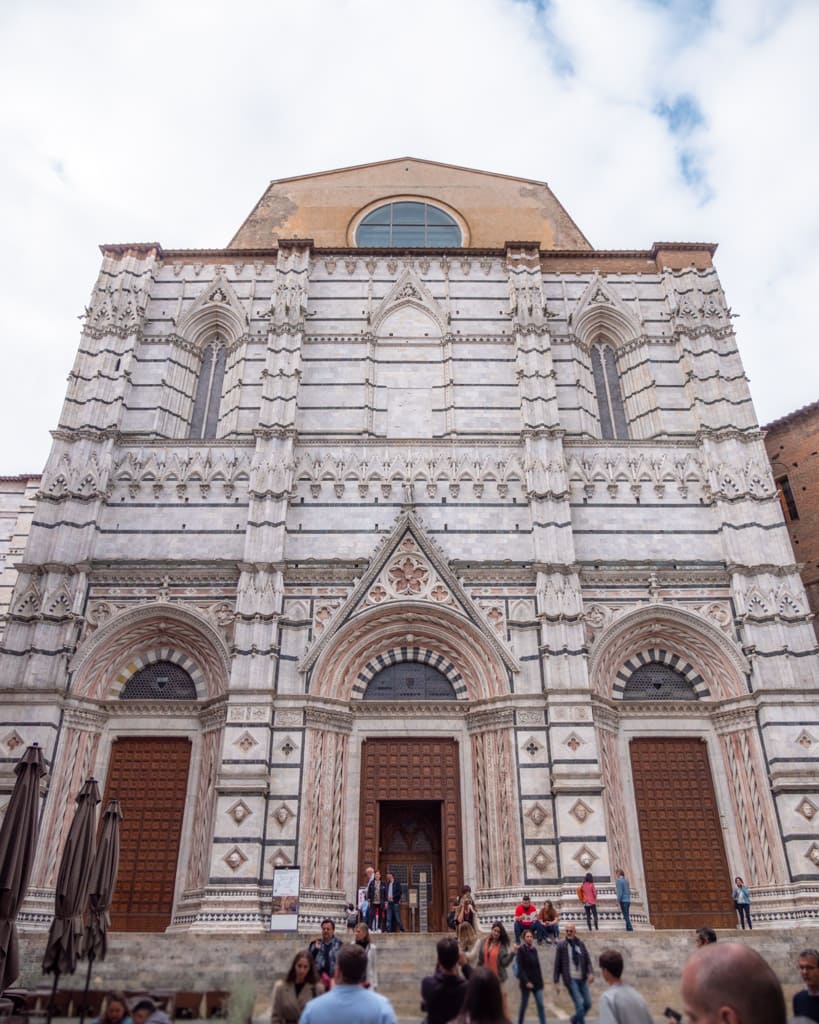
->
[515, 929, 546, 1024]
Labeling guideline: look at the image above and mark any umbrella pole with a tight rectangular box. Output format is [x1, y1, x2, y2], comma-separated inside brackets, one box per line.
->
[45, 968, 60, 1024]
[79, 953, 95, 1024]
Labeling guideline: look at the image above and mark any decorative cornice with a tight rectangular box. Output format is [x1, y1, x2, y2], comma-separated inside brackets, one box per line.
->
[466, 707, 515, 733]
[62, 705, 108, 732]
[305, 707, 353, 734]
[352, 700, 466, 718]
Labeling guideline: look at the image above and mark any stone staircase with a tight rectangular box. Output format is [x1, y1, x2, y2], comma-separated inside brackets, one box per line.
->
[17, 927, 817, 1021]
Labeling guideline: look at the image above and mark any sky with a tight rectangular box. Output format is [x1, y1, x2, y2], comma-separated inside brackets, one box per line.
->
[1, 0, 817, 475]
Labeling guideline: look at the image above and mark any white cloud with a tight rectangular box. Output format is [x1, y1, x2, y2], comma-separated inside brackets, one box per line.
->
[0, 0, 816, 473]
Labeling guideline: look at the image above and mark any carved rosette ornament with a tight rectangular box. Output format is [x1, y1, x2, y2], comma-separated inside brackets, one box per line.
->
[361, 536, 457, 611]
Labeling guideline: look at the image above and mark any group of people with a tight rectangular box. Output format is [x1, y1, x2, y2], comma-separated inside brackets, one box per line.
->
[270, 923, 819, 1024]
[358, 866, 405, 933]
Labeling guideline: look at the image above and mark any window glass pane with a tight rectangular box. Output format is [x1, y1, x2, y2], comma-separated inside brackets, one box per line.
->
[356, 202, 462, 247]
[189, 346, 213, 439]
[204, 345, 227, 439]
[591, 345, 614, 440]
[361, 206, 391, 225]
[357, 224, 391, 246]
[426, 225, 461, 246]
[391, 201, 426, 224]
[391, 225, 426, 246]
[425, 206, 456, 226]
[603, 346, 629, 439]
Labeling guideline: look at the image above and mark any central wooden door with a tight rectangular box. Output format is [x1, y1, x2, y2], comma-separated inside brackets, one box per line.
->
[103, 736, 191, 932]
[380, 800, 442, 931]
[630, 737, 735, 929]
[359, 738, 462, 931]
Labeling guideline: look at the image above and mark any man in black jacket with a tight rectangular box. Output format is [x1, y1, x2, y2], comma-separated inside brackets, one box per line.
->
[516, 929, 546, 1024]
[421, 937, 472, 1024]
[553, 922, 594, 1024]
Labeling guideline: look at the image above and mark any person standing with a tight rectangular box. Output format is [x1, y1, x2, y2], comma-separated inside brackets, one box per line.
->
[615, 870, 632, 931]
[680, 941, 786, 1024]
[367, 870, 386, 932]
[354, 922, 378, 990]
[732, 876, 752, 929]
[793, 948, 819, 1022]
[361, 866, 374, 927]
[597, 949, 652, 1024]
[271, 950, 325, 1024]
[478, 921, 517, 982]
[554, 922, 594, 1024]
[384, 870, 404, 933]
[300, 944, 396, 1024]
[453, 968, 508, 1024]
[516, 929, 546, 1024]
[581, 873, 599, 931]
[694, 927, 717, 947]
[420, 937, 472, 1024]
[308, 919, 343, 989]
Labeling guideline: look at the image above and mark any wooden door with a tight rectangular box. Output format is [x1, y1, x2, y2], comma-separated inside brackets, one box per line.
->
[380, 800, 442, 931]
[359, 738, 461, 931]
[630, 737, 735, 929]
[104, 736, 191, 931]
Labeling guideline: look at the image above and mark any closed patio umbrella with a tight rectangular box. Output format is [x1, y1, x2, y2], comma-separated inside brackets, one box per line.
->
[79, 799, 122, 1024]
[42, 777, 100, 1021]
[0, 743, 46, 991]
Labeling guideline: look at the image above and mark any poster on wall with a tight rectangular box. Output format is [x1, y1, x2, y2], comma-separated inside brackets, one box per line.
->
[270, 865, 300, 931]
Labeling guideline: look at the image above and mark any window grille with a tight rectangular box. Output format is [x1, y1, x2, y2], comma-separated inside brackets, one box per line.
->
[591, 342, 629, 440]
[622, 663, 698, 701]
[356, 202, 462, 247]
[363, 662, 456, 700]
[120, 661, 197, 700]
[189, 337, 227, 439]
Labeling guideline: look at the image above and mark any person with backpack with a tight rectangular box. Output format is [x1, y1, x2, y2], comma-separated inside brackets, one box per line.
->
[581, 873, 599, 931]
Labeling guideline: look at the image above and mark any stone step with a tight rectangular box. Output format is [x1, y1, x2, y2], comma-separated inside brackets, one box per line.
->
[17, 927, 814, 1020]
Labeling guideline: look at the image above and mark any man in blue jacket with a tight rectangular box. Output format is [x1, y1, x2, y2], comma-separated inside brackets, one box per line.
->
[615, 869, 633, 931]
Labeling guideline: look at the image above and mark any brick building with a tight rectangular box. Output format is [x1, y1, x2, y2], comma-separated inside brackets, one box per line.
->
[765, 400, 819, 640]
[2, 158, 818, 937]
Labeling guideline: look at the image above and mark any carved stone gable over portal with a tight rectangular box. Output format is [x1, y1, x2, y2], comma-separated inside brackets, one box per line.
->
[299, 512, 519, 677]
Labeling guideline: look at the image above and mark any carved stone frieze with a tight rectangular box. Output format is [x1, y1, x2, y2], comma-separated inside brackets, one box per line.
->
[62, 706, 107, 732]
[466, 708, 515, 734]
[293, 447, 525, 499]
[305, 707, 353, 734]
[107, 449, 253, 501]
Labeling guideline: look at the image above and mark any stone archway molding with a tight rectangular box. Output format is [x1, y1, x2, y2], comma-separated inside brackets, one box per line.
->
[71, 601, 231, 701]
[588, 603, 749, 701]
[309, 600, 511, 702]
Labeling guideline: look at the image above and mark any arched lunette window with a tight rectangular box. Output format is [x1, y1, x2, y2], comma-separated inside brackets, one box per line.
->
[591, 341, 628, 440]
[363, 662, 457, 700]
[189, 335, 227, 439]
[120, 660, 197, 700]
[356, 201, 462, 247]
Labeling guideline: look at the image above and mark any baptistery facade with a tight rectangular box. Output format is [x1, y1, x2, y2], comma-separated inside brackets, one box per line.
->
[3, 158, 818, 933]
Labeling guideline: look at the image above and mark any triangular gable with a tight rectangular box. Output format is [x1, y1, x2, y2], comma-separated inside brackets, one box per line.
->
[371, 267, 448, 336]
[300, 512, 520, 675]
[229, 157, 591, 251]
[569, 273, 640, 345]
[177, 272, 248, 344]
